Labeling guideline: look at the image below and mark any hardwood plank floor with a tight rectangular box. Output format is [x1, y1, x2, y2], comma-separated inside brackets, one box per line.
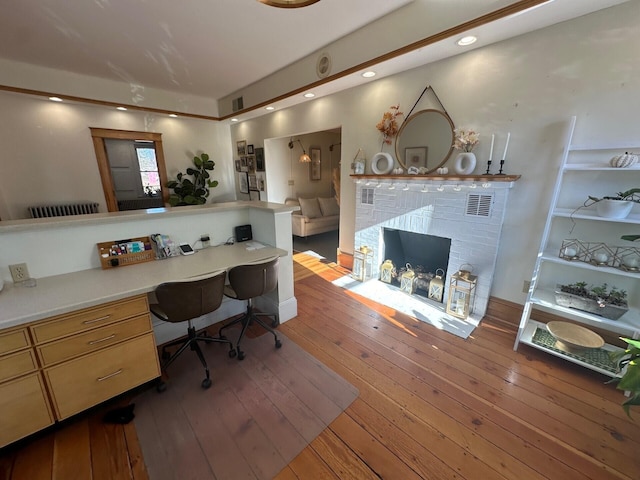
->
[1, 252, 637, 479]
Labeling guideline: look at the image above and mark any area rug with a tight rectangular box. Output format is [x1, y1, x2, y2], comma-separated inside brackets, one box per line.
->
[133, 330, 358, 480]
[332, 276, 480, 339]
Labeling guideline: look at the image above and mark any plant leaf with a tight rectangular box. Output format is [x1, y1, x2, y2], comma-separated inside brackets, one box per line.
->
[621, 235, 640, 242]
[193, 156, 203, 168]
[200, 153, 209, 162]
[621, 338, 640, 350]
[617, 360, 640, 392]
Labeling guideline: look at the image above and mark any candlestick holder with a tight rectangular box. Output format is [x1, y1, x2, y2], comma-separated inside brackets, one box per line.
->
[485, 160, 492, 175]
[496, 159, 506, 175]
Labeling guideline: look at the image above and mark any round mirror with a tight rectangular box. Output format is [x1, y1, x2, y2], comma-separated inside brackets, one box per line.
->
[395, 109, 455, 173]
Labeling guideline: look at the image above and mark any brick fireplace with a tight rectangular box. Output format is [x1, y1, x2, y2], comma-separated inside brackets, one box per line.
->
[353, 177, 517, 319]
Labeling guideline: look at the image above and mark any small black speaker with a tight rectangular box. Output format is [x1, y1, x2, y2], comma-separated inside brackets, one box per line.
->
[235, 224, 252, 242]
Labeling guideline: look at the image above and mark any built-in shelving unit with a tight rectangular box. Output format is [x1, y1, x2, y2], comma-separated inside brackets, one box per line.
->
[514, 117, 640, 377]
[350, 174, 521, 182]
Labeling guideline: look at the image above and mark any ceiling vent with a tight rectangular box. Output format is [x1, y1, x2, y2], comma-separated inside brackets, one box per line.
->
[316, 52, 332, 79]
[232, 96, 244, 112]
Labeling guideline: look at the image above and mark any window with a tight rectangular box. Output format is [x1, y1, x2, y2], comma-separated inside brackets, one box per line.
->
[135, 143, 161, 196]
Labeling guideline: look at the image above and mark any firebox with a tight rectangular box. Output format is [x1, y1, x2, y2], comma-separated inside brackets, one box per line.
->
[380, 228, 451, 301]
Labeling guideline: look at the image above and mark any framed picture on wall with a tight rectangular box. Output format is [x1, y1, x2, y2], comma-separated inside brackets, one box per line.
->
[236, 140, 247, 156]
[235, 159, 241, 172]
[246, 155, 256, 173]
[310, 146, 321, 181]
[255, 147, 265, 171]
[247, 144, 254, 155]
[248, 174, 258, 191]
[405, 146, 428, 168]
[238, 172, 249, 194]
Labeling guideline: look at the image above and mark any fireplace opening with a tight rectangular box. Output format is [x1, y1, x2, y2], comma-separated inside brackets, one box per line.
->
[380, 228, 451, 302]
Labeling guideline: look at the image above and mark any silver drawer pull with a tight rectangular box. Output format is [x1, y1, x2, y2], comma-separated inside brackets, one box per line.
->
[83, 315, 111, 325]
[97, 369, 123, 382]
[88, 334, 116, 345]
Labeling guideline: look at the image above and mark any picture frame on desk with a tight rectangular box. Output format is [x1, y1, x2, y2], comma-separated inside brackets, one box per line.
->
[238, 172, 249, 194]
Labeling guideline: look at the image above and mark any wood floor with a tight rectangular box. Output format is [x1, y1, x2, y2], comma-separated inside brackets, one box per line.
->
[1, 252, 638, 479]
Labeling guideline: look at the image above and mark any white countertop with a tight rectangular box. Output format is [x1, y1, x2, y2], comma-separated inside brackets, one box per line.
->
[0, 242, 287, 329]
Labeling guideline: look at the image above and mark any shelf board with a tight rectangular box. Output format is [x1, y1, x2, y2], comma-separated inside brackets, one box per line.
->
[519, 320, 622, 378]
[540, 252, 640, 279]
[350, 174, 521, 182]
[530, 289, 640, 334]
[563, 164, 640, 171]
[553, 208, 640, 224]
[569, 145, 640, 152]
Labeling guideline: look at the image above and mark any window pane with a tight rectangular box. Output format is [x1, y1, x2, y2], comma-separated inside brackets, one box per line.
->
[136, 148, 158, 172]
[141, 171, 160, 187]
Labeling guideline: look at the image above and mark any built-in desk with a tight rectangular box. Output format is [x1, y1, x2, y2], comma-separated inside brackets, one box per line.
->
[0, 201, 297, 447]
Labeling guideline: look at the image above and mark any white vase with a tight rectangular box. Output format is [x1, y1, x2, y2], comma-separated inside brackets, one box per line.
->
[453, 152, 476, 175]
[595, 199, 633, 219]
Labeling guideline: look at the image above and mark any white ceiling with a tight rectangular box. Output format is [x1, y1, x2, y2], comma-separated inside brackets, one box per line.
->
[0, 0, 630, 118]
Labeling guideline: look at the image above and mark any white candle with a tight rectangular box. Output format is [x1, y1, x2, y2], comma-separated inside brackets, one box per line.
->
[489, 134, 495, 161]
[502, 132, 510, 160]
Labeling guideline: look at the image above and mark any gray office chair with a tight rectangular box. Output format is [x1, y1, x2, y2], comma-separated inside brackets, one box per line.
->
[218, 257, 282, 360]
[150, 270, 236, 390]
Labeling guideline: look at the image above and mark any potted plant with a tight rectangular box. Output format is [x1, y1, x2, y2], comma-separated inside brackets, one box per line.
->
[555, 281, 628, 320]
[584, 188, 640, 219]
[610, 338, 640, 417]
[166, 153, 219, 206]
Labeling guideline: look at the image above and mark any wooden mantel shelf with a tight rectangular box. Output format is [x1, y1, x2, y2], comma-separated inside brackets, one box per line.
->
[350, 174, 521, 182]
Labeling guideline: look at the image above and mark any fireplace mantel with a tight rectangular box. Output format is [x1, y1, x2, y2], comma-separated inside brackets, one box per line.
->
[351, 174, 521, 182]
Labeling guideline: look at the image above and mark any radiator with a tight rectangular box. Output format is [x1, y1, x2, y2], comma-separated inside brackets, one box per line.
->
[28, 202, 100, 219]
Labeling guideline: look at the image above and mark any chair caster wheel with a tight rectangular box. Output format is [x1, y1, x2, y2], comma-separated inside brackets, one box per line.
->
[156, 381, 167, 393]
[228, 349, 237, 358]
[201, 378, 212, 389]
[237, 350, 245, 361]
[275, 339, 282, 349]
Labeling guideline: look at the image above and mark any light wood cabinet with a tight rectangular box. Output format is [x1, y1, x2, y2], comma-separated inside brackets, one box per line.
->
[0, 294, 160, 447]
[0, 328, 53, 447]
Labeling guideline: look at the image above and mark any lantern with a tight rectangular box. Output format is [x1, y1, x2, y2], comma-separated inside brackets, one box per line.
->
[352, 246, 373, 282]
[446, 267, 477, 319]
[400, 263, 417, 294]
[428, 268, 445, 302]
[379, 259, 395, 284]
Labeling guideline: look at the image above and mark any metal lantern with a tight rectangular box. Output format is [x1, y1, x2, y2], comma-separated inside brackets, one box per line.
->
[428, 268, 445, 302]
[400, 263, 417, 294]
[379, 259, 395, 284]
[352, 246, 373, 282]
[446, 267, 477, 319]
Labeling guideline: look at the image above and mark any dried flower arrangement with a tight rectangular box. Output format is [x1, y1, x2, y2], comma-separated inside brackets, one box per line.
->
[376, 105, 403, 149]
[453, 128, 480, 152]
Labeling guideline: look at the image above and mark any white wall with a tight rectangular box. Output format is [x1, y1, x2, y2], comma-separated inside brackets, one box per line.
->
[0, 92, 234, 220]
[227, 1, 640, 305]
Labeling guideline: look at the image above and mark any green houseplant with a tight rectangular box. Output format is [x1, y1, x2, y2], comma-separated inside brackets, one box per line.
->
[610, 338, 640, 417]
[167, 153, 218, 206]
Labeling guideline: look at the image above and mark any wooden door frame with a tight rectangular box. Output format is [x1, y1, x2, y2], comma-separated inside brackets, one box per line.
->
[90, 128, 169, 212]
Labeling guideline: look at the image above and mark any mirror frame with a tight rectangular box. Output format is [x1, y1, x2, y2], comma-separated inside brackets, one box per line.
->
[394, 109, 455, 173]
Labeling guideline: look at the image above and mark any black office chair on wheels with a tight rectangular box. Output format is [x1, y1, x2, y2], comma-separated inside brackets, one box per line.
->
[218, 256, 282, 360]
[150, 270, 236, 390]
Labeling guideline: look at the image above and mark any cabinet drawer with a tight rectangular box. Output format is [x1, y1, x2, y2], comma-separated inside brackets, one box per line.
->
[0, 349, 38, 383]
[45, 334, 160, 420]
[0, 373, 54, 448]
[37, 314, 152, 366]
[31, 295, 149, 344]
[0, 329, 30, 356]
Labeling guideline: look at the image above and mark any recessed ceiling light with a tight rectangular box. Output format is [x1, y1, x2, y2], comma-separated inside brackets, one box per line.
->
[49, 96, 63, 102]
[169, 113, 178, 118]
[303, 92, 315, 98]
[265, 106, 275, 111]
[117, 106, 127, 111]
[457, 36, 477, 46]
[231, 118, 239, 122]
[362, 71, 376, 78]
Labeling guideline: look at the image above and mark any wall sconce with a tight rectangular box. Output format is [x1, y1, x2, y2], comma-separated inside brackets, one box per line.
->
[288, 138, 311, 163]
[446, 266, 477, 319]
